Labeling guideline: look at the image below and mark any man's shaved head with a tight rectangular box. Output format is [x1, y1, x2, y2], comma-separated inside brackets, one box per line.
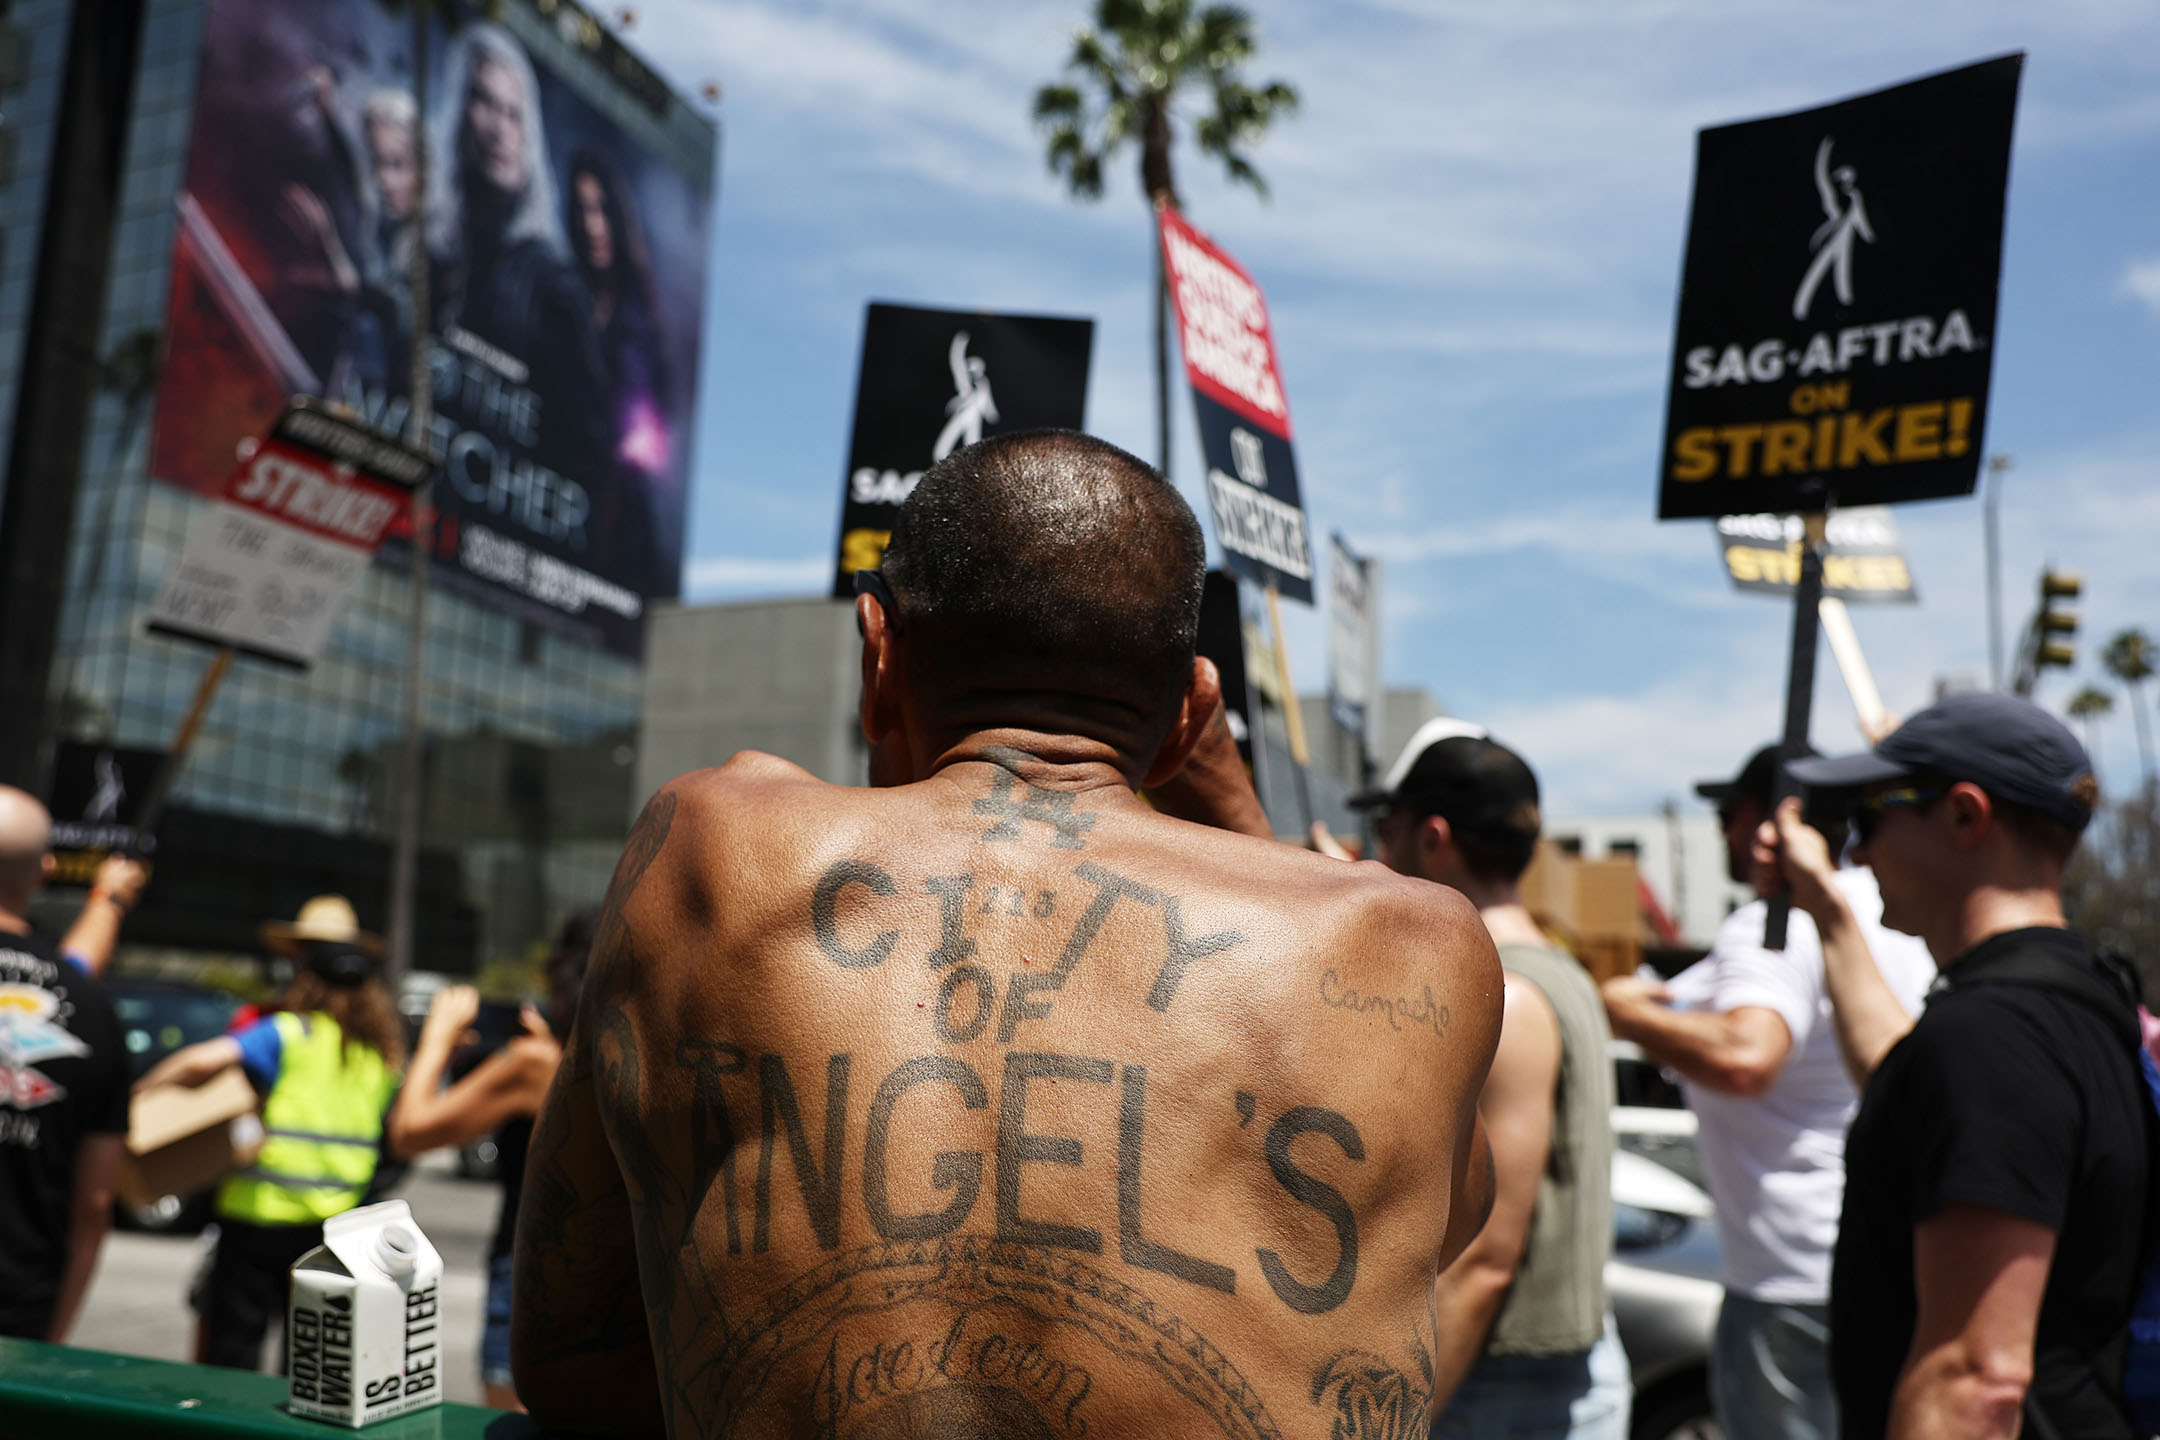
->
[0, 785, 53, 913]
[880, 430, 1206, 721]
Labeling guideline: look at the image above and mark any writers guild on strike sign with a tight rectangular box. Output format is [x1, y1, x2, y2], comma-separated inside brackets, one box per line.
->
[1658, 55, 2021, 519]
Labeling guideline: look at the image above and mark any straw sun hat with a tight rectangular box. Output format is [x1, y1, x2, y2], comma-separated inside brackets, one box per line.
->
[259, 894, 383, 959]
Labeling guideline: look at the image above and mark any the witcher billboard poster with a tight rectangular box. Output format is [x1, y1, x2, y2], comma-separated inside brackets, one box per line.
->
[150, 0, 716, 655]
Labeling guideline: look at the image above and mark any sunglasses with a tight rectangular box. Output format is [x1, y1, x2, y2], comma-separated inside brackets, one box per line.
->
[852, 569, 899, 637]
[1853, 784, 1946, 844]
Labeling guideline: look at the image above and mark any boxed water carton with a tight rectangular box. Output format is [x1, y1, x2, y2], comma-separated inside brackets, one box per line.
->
[288, 1199, 445, 1427]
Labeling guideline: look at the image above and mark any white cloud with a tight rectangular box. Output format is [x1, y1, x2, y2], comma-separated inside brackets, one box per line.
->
[1479, 666, 1875, 816]
[2123, 255, 2160, 318]
[682, 556, 830, 598]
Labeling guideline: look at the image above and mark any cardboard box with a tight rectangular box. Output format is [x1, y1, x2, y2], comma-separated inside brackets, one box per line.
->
[121, 1065, 259, 1208]
[289, 1200, 445, 1427]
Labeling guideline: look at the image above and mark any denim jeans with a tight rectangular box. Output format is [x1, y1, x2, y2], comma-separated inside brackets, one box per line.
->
[481, 1252, 516, 1389]
[1431, 1313, 1632, 1439]
[1713, 1293, 1835, 1440]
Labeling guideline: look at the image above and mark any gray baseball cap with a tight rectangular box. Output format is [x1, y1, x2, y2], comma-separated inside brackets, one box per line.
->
[1787, 692, 2096, 832]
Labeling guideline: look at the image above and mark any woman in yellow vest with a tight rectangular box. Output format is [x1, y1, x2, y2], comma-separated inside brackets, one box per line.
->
[138, 895, 404, 1371]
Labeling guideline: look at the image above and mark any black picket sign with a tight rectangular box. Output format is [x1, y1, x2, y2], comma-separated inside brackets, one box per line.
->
[47, 742, 168, 862]
[1195, 570, 1265, 807]
[1193, 391, 1315, 605]
[831, 303, 1094, 595]
[1658, 54, 2022, 520]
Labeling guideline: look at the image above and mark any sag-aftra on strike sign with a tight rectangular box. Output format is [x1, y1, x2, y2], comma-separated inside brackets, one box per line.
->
[1658, 55, 2022, 519]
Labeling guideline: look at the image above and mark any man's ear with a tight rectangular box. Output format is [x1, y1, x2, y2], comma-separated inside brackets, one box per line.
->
[1420, 813, 1455, 869]
[1140, 656, 1225, 790]
[1945, 781, 1993, 852]
[857, 593, 904, 750]
[39, 852, 56, 886]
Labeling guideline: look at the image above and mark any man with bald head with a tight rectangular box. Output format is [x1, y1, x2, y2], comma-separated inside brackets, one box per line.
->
[513, 430, 1502, 1437]
[0, 786, 129, 1340]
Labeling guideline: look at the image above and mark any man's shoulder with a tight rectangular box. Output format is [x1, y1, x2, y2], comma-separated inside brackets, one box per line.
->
[671, 749, 830, 800]
[1302, 855, 1492, 956]
[655, 752, 858, 844]
[1888, 984, 2088, 1091]
[1709, 896, 1771, 952]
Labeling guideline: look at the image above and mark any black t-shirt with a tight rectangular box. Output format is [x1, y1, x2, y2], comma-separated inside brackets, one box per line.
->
[0, 929, 129, 1337]
[1833, 927, 2151, 1439]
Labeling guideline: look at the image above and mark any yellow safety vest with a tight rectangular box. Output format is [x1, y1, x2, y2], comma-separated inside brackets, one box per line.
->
[217, 1012, 396, 1226]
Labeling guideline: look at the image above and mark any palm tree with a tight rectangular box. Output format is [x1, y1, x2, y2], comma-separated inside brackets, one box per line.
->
[2102, 628, 2157, 793]
[2066, 685, 2113, 763]
[1034, 0, 1297, 480]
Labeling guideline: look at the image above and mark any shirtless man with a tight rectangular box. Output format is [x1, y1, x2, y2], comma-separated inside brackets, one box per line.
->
[511, 430, 1501, 1439]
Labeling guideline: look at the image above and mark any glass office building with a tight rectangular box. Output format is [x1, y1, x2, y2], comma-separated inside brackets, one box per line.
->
[2, 0, 717, 973]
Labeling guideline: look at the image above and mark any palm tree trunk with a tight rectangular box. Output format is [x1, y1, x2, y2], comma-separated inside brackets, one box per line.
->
[1154, 234, 1170, 478]
[2132, 682, 2157, 796]
[1140, 96, 1177, 481]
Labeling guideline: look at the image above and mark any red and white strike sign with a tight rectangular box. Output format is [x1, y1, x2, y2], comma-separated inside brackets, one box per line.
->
[147, 401, 430, 667]
[1159, 206, 1313, 602]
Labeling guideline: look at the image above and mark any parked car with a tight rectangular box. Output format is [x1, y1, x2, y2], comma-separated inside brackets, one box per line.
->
[1610, 1111, 1724, 1440]
[105, 976, 241, 1233]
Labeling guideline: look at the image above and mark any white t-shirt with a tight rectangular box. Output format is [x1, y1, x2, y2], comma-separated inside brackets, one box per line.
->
[1662, 867, 1936, 1303]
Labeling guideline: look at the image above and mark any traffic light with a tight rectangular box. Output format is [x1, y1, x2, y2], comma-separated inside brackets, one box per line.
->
[2012, 569, 2081, 695]
[2035, 569, 2081, 671]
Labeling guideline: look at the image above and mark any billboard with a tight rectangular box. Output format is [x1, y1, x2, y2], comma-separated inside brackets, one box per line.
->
[1658, 55, 2020, 519]
[149, 0, 716, 655]
[830, 303, 1093, 595]
[1160, 207, 1312, 604]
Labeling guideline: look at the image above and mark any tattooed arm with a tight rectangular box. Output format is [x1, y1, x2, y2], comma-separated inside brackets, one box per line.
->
[510, 1018, 659, 1431]
[510, 793, 676, 1435]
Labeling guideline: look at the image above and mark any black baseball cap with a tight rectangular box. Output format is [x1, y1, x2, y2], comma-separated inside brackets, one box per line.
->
[1350, 721, 1540, 839]
[1787, 692, 2096, 833]
[1696, 742, 1819, 812]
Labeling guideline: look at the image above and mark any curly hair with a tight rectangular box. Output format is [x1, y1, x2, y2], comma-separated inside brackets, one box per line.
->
[283, 970, 406, 1070]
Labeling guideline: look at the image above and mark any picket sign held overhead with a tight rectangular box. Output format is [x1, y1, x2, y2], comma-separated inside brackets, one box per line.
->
[1659, 55, 2021, 520]
[1327, 534, 1380, 765]
[134, 402, 429, 844]
[1159, 206, 1314, 606]
[830, 302, 1093, 595]
[1713, 506, 1917, 604]
[147, 400, 430, 668]
[1656, 55, 2023, 946]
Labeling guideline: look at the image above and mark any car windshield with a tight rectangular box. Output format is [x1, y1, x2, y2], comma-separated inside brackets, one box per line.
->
[111, 986, 239, 1072]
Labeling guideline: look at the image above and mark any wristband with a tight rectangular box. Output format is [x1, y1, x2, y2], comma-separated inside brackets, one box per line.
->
[89, 889, 131, 912]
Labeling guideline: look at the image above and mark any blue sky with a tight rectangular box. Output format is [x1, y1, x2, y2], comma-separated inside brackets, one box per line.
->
[628, 0, 2160, 815]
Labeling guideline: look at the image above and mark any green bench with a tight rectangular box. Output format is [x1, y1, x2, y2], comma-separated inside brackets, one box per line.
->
[0, 1340, 541, 1438]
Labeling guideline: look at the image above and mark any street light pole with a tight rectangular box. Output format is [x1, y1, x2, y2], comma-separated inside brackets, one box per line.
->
[1985, 454, 2011, 692]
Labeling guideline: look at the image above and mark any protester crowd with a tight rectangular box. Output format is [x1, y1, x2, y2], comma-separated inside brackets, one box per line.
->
[1, 430, 2149, 1440]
